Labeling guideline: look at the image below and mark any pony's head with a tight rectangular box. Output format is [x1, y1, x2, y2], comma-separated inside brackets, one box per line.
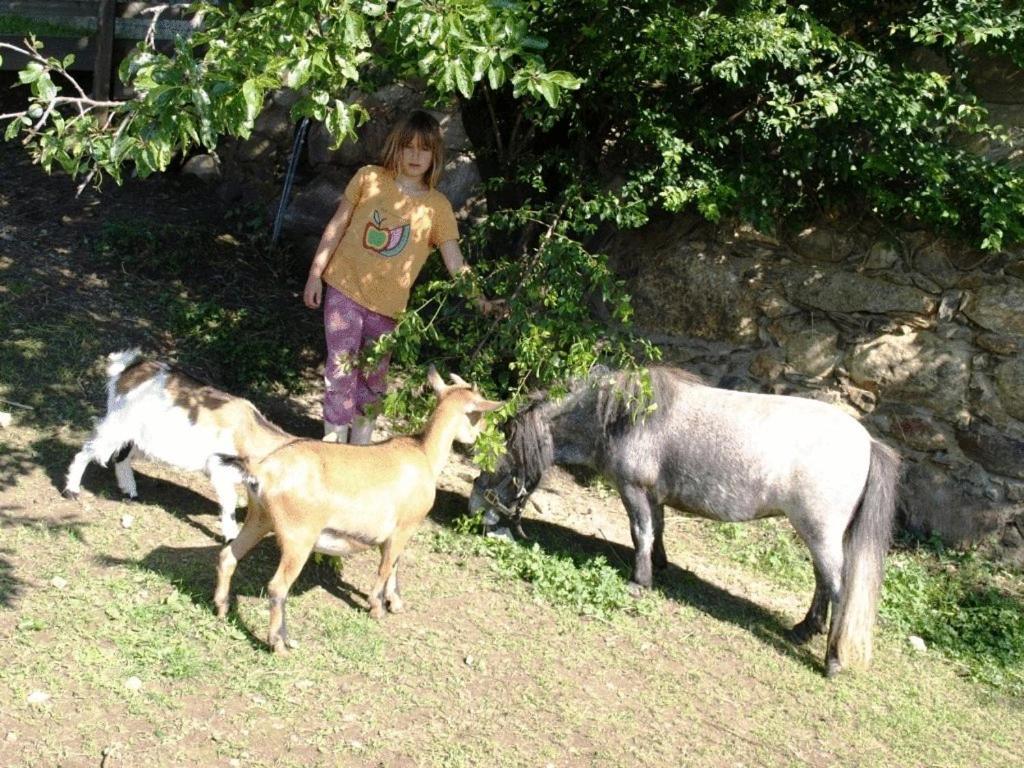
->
[468, 397, 556, 536]
[469, 457, 532, 536]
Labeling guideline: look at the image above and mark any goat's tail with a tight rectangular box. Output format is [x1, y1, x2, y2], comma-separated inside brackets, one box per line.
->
[828, 440, 900, 673]
[106, 348, 144, 379]
[215, 454, 260, 495]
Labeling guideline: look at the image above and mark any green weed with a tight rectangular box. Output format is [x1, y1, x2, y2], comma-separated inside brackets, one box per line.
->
[710, 521, 1024, 695]
[92, 219, 201, 278]
[880, 543, 1024, 694]
[167, 298, 305, 394]
[432, 514, 655, 620]
[710, 519, 814, 591]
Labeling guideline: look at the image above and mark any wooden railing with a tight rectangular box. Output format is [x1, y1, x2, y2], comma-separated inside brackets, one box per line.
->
[0, 1, 211, 99]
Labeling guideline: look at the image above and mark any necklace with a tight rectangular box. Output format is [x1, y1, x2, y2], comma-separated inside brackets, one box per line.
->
[395, 176, 427, 196]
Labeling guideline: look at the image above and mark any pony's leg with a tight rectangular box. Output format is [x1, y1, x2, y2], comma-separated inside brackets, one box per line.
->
[619, 483, 656, 593]
[214, 502, 272, 618]
[790, 564, 830, 644]
[792, 521, 845, 674]
[651, 497, 668, 571]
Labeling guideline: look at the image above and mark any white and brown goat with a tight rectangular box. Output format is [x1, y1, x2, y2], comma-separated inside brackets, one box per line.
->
[213, 366, 502, 653]
[64, 349, 292, 540]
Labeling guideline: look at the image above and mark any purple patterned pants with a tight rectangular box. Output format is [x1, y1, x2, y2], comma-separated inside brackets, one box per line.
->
[323, 285, 397, 427]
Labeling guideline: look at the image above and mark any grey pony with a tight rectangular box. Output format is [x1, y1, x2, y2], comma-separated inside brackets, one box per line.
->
[470, 366, 900, 676]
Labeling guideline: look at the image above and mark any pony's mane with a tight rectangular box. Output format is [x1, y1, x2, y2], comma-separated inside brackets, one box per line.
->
[594, 366, 705, 435]
[503, 366, 706, 483]
[503, 395, 555, 489]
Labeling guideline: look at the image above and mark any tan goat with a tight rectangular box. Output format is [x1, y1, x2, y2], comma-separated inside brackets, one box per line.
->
[213, 366, 502, 652]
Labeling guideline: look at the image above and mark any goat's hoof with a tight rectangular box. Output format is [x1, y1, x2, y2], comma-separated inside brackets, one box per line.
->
[214, 602, 228, 620]
[121, 494, 137, 503]
[368, 605, 386, 620]
[61, 488, 79, 501]
[387, 599, 404, 614]
[270, 636, 290, 655]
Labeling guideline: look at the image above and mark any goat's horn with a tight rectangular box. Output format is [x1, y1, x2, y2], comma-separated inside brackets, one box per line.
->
[449, 372, 470, 388]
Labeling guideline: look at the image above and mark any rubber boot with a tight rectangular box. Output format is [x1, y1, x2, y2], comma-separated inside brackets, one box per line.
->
[323, 423, 350, 443]
[349, 415, 375, 445]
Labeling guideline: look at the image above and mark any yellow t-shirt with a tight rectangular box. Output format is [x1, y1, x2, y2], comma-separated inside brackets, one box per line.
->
[321, 165, 460, 318]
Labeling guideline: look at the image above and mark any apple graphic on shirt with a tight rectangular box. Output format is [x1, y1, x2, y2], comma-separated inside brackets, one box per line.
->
[363, 210, 411, 257]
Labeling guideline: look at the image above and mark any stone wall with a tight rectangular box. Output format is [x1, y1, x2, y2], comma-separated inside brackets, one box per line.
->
[609, 218, 1024, 563]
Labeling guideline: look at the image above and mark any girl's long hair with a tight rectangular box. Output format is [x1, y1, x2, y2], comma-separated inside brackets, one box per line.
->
[380, 110, 445, 189]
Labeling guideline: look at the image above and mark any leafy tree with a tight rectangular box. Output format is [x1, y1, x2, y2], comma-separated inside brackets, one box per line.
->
[3, 1, 1024, 452]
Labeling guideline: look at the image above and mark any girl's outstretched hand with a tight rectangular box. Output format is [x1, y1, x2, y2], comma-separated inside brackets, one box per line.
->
[477, 297, 509, 319]
[303, 274, 323, 309]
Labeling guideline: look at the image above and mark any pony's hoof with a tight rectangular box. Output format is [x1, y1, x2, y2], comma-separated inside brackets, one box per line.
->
[62, 488, 79, 501]
[788, 621, 821, 645]
[627, 581, 648, 598]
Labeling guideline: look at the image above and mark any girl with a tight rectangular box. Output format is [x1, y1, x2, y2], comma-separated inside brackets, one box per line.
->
[303, 110, 502, 444]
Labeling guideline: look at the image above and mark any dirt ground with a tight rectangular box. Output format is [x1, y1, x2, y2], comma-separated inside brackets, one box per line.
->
[2, 114, 1024, 768]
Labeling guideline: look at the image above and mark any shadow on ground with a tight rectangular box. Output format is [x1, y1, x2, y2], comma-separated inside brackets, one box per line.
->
[430, 488, 824, 674]
[0, 505, 91, 608]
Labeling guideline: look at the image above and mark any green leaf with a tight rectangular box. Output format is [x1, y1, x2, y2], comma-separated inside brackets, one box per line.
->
[472, 51, 490, 82]
[241, 80, 262, 123]
[18, 62, 43, 84]
[521, 35, 548, 51]
[454, 60, 473, 98]
[487, 64, 506, 90]
[536, 80, 559, 108]
[285, 58, 311, 89]
[547, 71, 582, 90]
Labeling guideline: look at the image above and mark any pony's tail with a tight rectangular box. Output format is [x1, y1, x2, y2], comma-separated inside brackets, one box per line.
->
[829, 440, 900, 673]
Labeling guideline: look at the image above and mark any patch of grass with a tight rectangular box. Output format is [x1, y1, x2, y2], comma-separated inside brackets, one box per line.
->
[167, 297, 305, 394]
[709, 521, 1024, 696]
[431, 514, 656, 620]
[709, 519, 815, 591]
[92, 219, 205, 278]
[880, 541, 1024, 695]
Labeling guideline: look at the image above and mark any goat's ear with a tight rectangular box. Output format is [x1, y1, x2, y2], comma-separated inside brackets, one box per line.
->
[449, 372, 470, 388]
[466, 398, 503, 414]
[427, 364, 447, 396]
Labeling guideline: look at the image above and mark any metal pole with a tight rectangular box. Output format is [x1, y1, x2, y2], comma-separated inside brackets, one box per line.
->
[272, 117, 311, 246]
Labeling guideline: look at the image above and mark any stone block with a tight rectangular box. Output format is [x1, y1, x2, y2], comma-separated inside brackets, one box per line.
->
[847, 330, 971, 415]
[789, 268, 937, 316]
